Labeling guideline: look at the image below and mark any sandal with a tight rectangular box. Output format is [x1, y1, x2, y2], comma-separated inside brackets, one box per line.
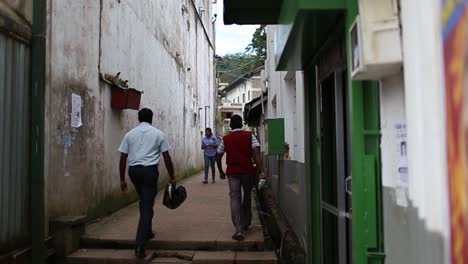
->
[232, 231, 244, 241]
[146, 230, 155, 240]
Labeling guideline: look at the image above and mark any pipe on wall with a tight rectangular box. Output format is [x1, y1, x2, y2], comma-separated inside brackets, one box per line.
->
[30, 0, 46, 263]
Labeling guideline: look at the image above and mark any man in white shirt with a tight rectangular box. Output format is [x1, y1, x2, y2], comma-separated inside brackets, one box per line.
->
[118, 108, 176, 258]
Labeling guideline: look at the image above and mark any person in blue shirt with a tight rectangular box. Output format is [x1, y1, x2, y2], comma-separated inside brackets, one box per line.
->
[201, 127, 218, 184]
[118, 108, 176, 258]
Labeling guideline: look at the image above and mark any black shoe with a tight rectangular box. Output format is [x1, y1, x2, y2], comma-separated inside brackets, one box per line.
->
[146, 231, 155, 240]
[135, 245, 146, 259]
[203, 180, 208, 184]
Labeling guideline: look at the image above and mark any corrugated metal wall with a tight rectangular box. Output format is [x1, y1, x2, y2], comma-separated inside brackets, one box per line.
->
[0, 33, 31, 254]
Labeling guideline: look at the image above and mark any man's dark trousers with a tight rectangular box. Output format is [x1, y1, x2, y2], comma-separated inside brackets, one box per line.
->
[129, 165, 159, 247]
[227, 174, 254, 230]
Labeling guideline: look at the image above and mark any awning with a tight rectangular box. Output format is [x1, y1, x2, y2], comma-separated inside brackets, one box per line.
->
[244, 95, 267, 127]
[223, 0, 283, 25]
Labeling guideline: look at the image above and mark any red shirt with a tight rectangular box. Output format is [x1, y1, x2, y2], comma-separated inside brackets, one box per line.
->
[222, 131, 256, 175]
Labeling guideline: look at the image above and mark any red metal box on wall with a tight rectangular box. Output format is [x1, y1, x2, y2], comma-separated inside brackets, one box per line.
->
[111, 87, 142, 110]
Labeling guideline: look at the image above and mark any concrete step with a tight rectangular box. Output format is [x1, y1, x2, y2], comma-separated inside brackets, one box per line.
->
[192, 251, 277, 264]
[66, 249, 277, 264]
[65, 249, 155, 264]
[151, 258, 191, 264]
[81, 237, 264, 252]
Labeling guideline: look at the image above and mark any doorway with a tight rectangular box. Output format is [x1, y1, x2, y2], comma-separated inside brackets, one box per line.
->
[318, 69, 352, 264]
[310, 29, 352, 264]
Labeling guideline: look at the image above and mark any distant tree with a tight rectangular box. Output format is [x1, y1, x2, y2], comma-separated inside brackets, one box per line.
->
[216, 52, 261, 83]
[245, 25, 266, 61]
[216, 25, 267, 84]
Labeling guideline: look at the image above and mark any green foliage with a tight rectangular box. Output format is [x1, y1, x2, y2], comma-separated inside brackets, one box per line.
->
[215, 111, 223, 124]
[216, 25, 267, 84]
[216, 53, 262, 83]
[245, 25, 267, 61]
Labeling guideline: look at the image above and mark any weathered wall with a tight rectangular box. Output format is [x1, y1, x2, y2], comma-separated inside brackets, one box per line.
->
[44, 0, 215, 220]
[378, 0, 450, 262]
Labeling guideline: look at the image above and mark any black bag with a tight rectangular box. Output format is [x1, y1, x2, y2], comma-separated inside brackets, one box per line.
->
[162, 184, 187, 209]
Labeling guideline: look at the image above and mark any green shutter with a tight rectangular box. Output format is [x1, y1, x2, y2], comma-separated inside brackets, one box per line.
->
[267, 118, 285, 155]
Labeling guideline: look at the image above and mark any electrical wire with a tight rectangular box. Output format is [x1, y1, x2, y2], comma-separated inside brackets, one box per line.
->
[217, 58, 264, 73]
[218, 72, 253, 81]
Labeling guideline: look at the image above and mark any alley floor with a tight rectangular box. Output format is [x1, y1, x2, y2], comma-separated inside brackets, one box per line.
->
[66, 171, 277, 263]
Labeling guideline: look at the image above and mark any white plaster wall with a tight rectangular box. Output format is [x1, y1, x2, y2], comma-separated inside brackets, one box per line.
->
[45, 0, 215, 218]
[282, 75, 297, 159]
[295, 71, 305, 163]
[401, 0, 449, 245]
[380, 74, 406, 188]
[378, 0, 450, 262]
[265, 25, 306, 162]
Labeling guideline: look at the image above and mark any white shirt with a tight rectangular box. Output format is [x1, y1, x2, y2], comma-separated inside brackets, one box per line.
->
[217, 128, 260, 155]
[118, 122, 171, 166]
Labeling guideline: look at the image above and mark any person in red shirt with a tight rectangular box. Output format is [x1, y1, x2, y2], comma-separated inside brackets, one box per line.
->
[216, 115, 266, 241]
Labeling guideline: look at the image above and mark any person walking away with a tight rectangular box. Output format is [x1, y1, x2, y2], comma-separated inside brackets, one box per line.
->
[201, 127, 218, 184]
[216, 115, 265, 241]
[118, 108, 176, 259]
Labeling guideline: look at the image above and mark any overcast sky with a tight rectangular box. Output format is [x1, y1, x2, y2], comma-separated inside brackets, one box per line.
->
[214, 1, 258, 56]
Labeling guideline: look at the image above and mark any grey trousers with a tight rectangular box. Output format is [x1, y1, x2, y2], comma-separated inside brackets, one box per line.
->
[129, 165, 159, 247]
[227, 174, 254, 231]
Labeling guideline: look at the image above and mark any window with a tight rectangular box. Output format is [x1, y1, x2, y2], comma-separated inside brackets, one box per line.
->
[243, 94, 245, 103]
[248, 91, 251, 101]
[238, 96, 240, 103]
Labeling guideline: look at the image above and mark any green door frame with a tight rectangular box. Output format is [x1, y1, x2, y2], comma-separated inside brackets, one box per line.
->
[345, 1, 384, 264]
[304, 1, 385, 263]
[304, 65, 321, 264]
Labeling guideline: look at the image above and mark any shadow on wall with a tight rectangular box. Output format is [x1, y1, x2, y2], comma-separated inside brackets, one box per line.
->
[382, 187, 446, 264]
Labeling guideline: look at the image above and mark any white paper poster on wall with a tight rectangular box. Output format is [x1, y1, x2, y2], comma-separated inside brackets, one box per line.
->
[71, 93, 82, 128]
[395, 122, 408, 207]
[396, 123, 408, 187]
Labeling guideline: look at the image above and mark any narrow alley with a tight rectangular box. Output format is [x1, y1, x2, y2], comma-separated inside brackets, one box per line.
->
[2, 0, 468, 264]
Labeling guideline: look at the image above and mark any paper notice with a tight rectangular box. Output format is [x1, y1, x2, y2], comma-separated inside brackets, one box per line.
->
[71, 93, 83, 128]
[396, 123, 408, 188]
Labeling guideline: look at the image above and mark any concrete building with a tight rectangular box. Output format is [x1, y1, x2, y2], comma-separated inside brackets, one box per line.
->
[222, 68, 263, 107]
[227, 0, 465, 263]
[0, 0, 216, 261]
[217, 67, 263, 133]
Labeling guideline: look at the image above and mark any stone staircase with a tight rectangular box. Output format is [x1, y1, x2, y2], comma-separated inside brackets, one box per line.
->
[64, 226, 277, 264]
[66, 249, 277, 264]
